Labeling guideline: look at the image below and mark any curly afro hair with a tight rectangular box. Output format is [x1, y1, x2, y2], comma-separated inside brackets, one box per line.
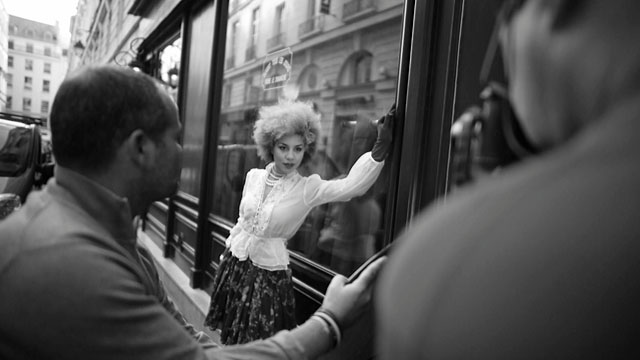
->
[253, 100, 321, 165]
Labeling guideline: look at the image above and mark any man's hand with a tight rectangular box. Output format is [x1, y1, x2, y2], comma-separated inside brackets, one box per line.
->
[320, 256, 387, 328]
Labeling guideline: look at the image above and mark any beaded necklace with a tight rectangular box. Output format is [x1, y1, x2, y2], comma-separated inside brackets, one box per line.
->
[265, 167, 284, 187]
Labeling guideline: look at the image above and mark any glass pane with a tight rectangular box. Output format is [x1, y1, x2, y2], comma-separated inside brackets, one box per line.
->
[447, 0, 518, 194]
[0, 124, 31, 176]
[180, 3, 216, 197]
[211, 0, 404, 275]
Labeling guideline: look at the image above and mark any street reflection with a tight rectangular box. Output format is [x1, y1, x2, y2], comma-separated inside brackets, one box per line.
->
[211, 0, 404, 275]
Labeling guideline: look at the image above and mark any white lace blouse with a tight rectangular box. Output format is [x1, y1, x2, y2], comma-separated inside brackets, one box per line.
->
[226, 151, 385, 271]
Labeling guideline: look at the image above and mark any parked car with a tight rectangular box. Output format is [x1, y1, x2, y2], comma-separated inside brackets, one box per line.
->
[0, 117, 52, 219]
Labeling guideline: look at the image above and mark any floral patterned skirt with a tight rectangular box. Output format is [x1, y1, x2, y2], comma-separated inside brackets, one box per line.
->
[204, 249, 297, 345]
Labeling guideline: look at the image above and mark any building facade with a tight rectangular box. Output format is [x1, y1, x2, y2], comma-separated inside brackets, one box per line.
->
[68, 0, 99, 72]
[6, 16, 68, 124]
[0, 0, 9, 111]
[69, 0, 138, 73]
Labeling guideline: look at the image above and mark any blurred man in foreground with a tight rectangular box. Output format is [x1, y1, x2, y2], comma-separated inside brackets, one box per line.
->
[377, 0, 640, 358]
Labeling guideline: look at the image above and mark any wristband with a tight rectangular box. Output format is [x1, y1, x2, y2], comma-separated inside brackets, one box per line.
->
[314, 308, 343, 346]
[316, 308, 343, 333]
[310, 315, 339, 349]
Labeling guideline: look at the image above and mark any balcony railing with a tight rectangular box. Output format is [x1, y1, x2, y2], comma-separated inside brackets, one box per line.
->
[343, 0, 376, 20]
[245, 46, 256, 61]
[298, 15, 325, 39]
[267, 32, 286, 52]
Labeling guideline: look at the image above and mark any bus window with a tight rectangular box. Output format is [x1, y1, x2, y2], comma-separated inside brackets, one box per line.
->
[210, 0, 405, 276]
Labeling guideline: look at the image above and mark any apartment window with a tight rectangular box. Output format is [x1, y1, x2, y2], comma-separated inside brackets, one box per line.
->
[6, 74, 12, 88]
[23, 98, 32, 112]
[8, 40, 14, 49]
[354, 53, 372, 84]
[226, 21, 239, 69]
[246, 7, 260, 61]
[44, 47, 52, 56]
[338, 51, 373, 86]
[44, 63, 51, 74]
[300, 0, 324, 38]
[297, 64, 321, 93]
[6, 96, 11, 109]
[231, 20, 239, 54]
[250, 7, 260, 47]
[25, 59, 33, 71]
[43, 79, 50, 93]
[222, 82, 232, 108]
[274, 4, 285, 35]
[24, 76, 32, 91]
[244, 77, 260, 104]
[267, 3, 286, 49]
[41, 101, 50, 114]
[26, 43, 34, 53]
[8, 56, 13, 68]
[307, 0, 317, 18]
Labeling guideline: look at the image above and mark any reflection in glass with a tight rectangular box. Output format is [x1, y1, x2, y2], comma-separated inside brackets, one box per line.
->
[158, 38, 182, 103]
[0, 124, 35, 204]
[180, 5, 216, 197]
[0, 126, 31, 176]
[211, 0, 404, 275]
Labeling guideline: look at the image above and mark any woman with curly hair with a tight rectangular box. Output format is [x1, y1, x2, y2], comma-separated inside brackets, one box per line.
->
[205, 99, 396, 345]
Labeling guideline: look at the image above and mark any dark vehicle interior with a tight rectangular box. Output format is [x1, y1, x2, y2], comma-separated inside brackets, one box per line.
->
[0, 118, 53, 219]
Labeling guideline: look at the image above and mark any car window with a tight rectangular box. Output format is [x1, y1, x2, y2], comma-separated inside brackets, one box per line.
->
[0, 124, 31, 176]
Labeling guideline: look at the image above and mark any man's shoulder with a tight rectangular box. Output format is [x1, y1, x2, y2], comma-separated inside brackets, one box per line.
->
[2, 187, 96, 239]
[0, 188, 115, 272]
[0, 189, 142, 301]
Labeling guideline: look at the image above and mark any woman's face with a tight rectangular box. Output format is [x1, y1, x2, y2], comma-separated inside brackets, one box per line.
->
[272, 134, 305, 175]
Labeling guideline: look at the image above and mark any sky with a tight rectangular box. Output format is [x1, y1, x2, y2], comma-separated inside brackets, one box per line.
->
[4, 0, 79, 45]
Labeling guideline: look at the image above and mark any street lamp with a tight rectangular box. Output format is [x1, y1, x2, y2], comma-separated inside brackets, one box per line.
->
[72, 41, 85, 57]
[128, 59, 145, 72]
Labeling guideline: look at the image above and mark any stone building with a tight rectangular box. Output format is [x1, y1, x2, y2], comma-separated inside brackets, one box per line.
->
[6, 15, 68, 123]
[0, 0, 8, 111]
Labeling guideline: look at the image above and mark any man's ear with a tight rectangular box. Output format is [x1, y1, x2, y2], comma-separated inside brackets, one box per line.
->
[125, 129, 156, 169]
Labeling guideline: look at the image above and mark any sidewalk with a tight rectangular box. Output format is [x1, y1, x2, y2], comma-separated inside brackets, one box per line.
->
[138, 229, 221, 345]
